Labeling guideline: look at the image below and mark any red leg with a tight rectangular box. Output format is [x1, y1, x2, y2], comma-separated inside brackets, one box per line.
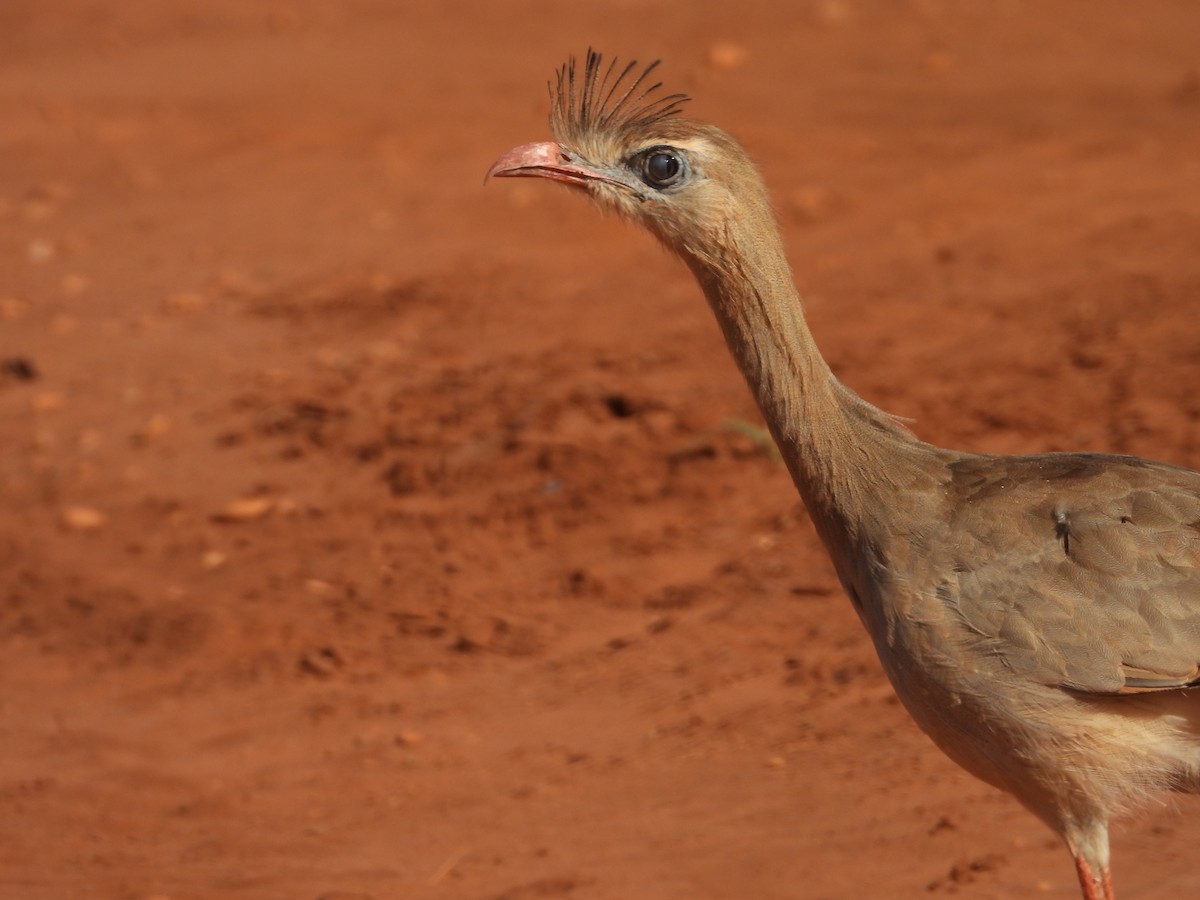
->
[1073, 852, 1115, 900]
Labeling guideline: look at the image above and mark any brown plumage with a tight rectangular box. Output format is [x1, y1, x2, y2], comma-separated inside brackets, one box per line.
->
[487, 49, 1200, 899]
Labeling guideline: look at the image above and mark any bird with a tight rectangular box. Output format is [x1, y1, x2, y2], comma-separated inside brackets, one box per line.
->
[486, 49, 1200, 900]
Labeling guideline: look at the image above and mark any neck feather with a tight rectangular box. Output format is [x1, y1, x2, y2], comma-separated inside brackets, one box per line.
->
[680, 214, 933, 552]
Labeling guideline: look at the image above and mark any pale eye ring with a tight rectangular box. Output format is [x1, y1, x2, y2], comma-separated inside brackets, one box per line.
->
[636, 147, 689, 190]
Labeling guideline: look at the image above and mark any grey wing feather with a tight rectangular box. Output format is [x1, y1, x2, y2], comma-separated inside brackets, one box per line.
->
[944, 453, 1200, 695]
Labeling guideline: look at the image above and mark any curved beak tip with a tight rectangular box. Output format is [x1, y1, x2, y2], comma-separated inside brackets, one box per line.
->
[485, 141, 565, 183]
[485, 141, 610, 190]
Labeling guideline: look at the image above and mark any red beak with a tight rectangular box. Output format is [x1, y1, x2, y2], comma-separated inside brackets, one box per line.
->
[486, 141, 612, 188]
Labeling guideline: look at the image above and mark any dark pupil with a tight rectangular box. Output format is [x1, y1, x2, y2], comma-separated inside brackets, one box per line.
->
[647, 152, 680, 184]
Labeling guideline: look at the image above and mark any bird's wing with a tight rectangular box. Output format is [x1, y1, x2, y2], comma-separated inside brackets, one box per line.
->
[943, 453, 1200, 695]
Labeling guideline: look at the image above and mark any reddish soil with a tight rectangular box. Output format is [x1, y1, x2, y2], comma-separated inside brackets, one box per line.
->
[2, 2, 1200, 898]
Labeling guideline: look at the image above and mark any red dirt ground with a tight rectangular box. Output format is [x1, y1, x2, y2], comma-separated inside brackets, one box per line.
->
[2, 2, 1200, 898]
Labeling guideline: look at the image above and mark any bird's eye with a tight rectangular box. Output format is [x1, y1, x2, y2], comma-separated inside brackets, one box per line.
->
[646, 152, 680, 184]
[636, 147, 688, 190]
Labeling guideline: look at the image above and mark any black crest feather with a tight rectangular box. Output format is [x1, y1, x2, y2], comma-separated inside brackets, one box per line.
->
[549, 49, 690, 146]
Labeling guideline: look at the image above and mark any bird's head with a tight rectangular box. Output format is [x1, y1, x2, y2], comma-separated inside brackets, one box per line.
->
[488, 50, 773, 270]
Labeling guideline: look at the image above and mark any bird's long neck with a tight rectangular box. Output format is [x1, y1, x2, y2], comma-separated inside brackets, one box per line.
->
[680, 215, 934, 561]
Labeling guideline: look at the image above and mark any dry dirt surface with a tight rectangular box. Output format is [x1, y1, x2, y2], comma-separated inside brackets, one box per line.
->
[2, 2, 1200, 898]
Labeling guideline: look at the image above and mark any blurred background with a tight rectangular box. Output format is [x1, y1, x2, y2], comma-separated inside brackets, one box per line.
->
[1, 1, 1199, 897]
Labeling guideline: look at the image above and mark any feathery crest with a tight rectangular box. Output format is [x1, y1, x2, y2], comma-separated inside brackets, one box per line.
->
[549, 49, 690, 147]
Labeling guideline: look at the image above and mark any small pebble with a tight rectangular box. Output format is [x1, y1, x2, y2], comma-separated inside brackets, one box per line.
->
[61, 506, 106, 531]
[305, 578, 336, 596]
[213, 496, 274, 523]
[31, 391, 65, 412]
[134, 413, 172, 444]
[165, 292, 207, 313]
[201, 550, 226, 571]
[27, 239, 54, 264]
[708, 42, 748, 71]
[396, 729, 425, 748]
